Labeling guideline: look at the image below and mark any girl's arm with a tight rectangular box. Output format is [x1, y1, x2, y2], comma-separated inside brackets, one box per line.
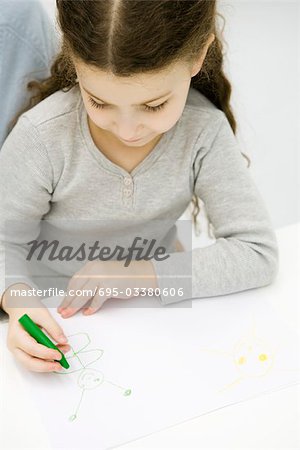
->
[152, 112, 279, 305]
[0, 122, 71, 372]
[0, 115, 53, 309]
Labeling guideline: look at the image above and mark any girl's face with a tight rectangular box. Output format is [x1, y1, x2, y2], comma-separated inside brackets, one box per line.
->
[74, 59, 200, 147]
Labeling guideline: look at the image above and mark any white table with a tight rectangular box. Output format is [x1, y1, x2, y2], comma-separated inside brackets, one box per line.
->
[1, 223, 299, 449]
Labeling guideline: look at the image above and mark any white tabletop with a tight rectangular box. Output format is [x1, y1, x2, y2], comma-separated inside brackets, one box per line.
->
[1, 222, 299, 449]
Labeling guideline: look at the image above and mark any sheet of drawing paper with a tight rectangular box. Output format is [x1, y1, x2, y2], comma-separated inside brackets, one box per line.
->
[1, 294, 299, 449]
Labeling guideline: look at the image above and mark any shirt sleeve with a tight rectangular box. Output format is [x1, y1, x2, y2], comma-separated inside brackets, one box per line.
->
[151, 112, 279, 306]
[0, 115, 53, 306]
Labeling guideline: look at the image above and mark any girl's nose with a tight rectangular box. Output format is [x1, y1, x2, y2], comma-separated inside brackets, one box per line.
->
[113, 114, 142, 140]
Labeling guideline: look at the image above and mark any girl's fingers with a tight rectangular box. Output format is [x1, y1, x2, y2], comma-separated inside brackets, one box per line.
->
[58, 294, 86, 314]
[13, 348, 63, 373]
[17, 333, 63, 361]
[58, 278, 91, 312]
[60, 281, 96, 317]
[57, 290, 77, 312]
[60, 304, 86, 318]
[16, 329, 71, 361]
[83, 294, 107, 315]
[57, 344, 71, 354]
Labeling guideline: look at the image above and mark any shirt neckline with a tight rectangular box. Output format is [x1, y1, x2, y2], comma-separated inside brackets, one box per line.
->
[79, 96, 176, 178]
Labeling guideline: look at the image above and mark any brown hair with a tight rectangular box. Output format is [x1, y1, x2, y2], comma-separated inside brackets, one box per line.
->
[10, 0, 251, 236]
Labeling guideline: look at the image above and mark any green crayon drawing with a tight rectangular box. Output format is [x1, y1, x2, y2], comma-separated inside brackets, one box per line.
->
[198, 314, 299, 393]
[54, 332, 131, 421]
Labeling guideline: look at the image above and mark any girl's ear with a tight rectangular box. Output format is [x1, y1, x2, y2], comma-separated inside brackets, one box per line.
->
[209, 33, 215, 46]
[190, 33, 215, 78]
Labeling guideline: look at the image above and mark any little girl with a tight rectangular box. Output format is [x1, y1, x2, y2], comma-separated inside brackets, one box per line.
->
[0, 0, 278, 373]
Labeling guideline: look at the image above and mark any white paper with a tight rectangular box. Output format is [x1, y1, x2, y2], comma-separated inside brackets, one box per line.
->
[2, 294, 299, 449]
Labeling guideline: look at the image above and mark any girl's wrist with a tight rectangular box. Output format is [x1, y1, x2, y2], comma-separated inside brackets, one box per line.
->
[1, 283, 35, 315]
[127, 259, 158, 290]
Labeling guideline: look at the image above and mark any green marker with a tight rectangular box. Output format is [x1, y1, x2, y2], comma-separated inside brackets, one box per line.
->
[18, 313, 69, 369]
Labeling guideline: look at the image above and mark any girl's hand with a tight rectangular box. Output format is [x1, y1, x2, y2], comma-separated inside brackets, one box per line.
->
[4, 289, 71, 373]
[57, 259, 158, 318]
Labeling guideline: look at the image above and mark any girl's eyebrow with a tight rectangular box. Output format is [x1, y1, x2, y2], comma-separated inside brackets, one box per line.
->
[82, 85, 172, 105]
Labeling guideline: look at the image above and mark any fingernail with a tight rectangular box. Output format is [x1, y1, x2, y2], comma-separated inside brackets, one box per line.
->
[62, 347, 70, 354]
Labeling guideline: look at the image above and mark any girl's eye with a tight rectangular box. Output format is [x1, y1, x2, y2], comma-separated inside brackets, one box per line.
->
[144, 101, 168, 112]
[88, 97, 168, 113]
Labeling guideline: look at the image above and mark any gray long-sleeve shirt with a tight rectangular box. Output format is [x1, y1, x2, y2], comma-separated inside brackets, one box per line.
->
[0, 85, 279, 306]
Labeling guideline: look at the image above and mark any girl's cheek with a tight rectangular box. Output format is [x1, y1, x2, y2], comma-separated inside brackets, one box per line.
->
[158, 109, 183, 132]
[87, 109, 108, 129]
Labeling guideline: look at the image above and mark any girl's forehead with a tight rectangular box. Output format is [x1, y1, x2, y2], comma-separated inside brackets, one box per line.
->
[74, 59, 190, 85]
[75, 63, 192, 106]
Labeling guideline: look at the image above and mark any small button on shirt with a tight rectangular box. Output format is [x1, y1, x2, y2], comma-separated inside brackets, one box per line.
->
[124, 177, 133, 186]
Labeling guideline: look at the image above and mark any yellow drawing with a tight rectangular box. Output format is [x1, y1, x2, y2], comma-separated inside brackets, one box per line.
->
[198, 314, 299, 393]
